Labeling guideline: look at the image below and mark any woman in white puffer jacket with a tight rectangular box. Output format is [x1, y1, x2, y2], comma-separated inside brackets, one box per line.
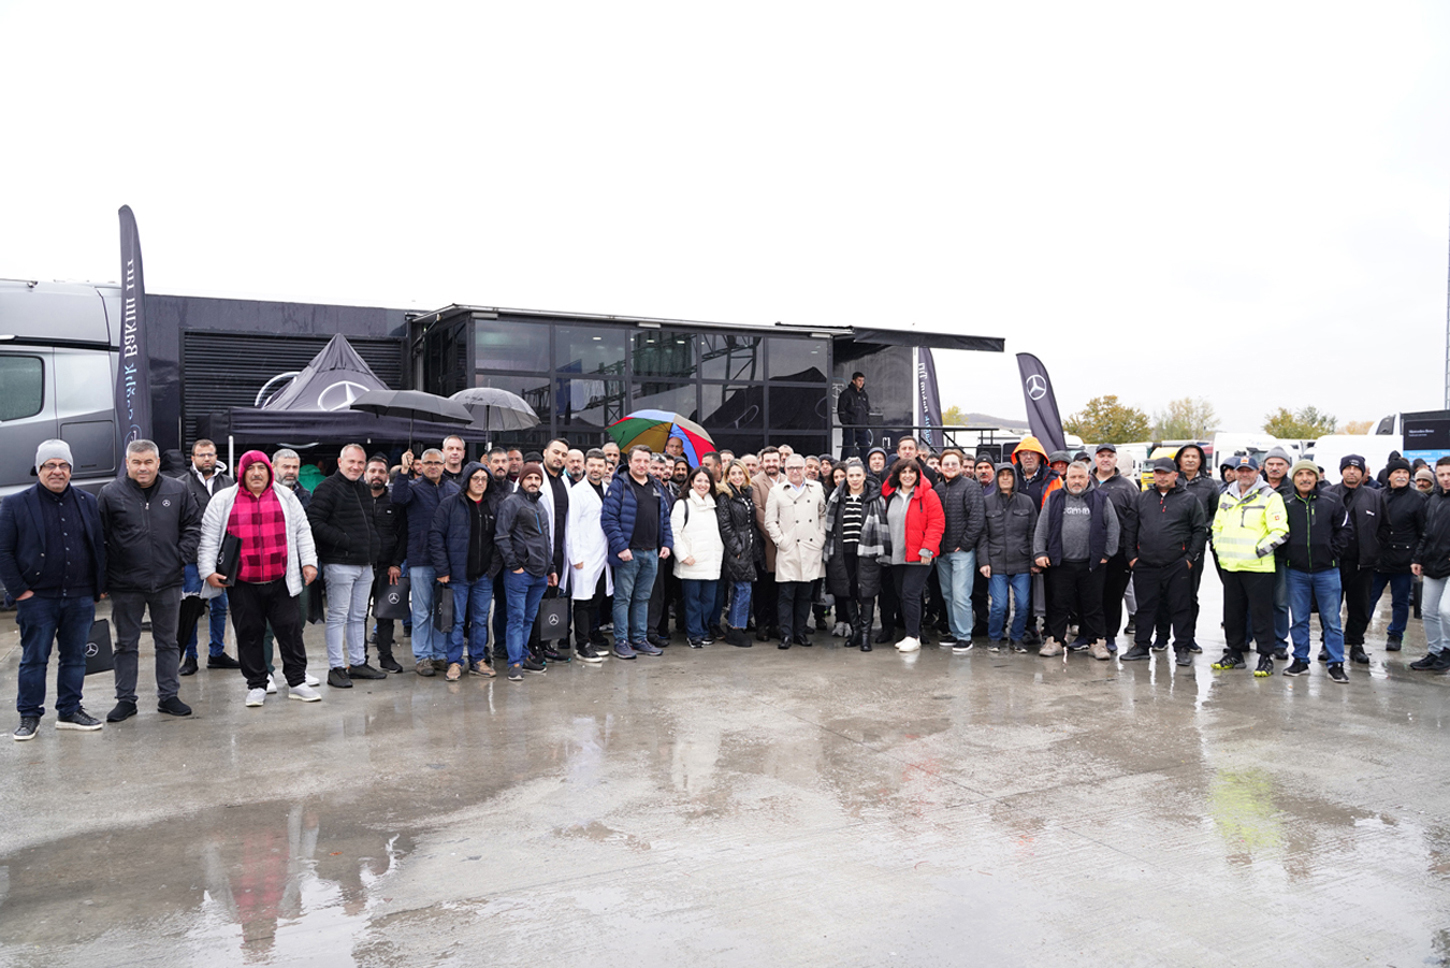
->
[671, 466, 725, 647]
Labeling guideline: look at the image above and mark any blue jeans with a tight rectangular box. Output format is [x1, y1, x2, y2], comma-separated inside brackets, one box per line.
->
[936, 549, 977, 640]
[727, 581, 752, 628]
[15, 595, 95, 719]
[323, 563, 372, 669]
[612, 552, 659, 645]
[988, 572, 1030, 642]
[1370, 571, 1413, 639]
[504, 570, 549, 666]
[183, 562, 229, 658]
[449, 576, 493, 665]
[1287, 568, 1344, 662]
[682, 578, 720, 640]
[408, 565, 437, 662]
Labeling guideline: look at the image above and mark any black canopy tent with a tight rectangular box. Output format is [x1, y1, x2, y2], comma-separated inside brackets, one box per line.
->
[197, 334, 488, 447]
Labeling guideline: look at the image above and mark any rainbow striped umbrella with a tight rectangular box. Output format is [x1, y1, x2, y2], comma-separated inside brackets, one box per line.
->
[607, 410, 715, 465]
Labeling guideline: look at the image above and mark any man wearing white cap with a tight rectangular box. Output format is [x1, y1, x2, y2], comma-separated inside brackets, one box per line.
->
[0, 440, 108, 740]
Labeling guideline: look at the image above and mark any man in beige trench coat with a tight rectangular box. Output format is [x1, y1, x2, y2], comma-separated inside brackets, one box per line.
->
[765, 455, 827, 649]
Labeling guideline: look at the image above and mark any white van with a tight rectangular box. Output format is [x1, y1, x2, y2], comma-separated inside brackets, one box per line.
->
[1211, 433, 1298, 471]
[1304, 434, 1404, 485]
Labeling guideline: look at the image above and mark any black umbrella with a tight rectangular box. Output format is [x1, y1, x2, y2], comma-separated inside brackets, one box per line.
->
[349, 389, 474, 448]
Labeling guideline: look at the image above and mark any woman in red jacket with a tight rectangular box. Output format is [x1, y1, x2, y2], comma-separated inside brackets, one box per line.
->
[880, 458, 945, 652]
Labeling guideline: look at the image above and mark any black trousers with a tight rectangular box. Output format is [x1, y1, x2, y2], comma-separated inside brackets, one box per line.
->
[1045, 561, 1105, 643]
[370, 564, 396, 655]
[1131, 559, 1194, 648]
[664, 567, 685, 632]
[893, 563, 930, 638]
[649, 561, 666, 635]
[926, 564, 946, 626]
[971, 568, 990, 635]
[574, 571, 608, 648]
[1155, 553, 1206, 644]
[1339, 561, 1374, 646]
[1221, 569, 1275, 656]
[492, 571, 509, 659]
[1101, 553, 1133, 639]
[878, 564, 901, 633]
[777, 581, 813, 639]
[754, 570, 779, 630]
[230, 579, 308, 690]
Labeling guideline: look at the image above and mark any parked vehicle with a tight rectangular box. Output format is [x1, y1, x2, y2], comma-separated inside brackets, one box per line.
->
[0, 279, 120, 500]
[1304, 434, 1404, 485]
[1210, 433, 1298, 473]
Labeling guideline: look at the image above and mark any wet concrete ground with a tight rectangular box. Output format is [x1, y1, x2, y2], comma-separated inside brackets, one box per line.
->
[1, 574, 1448, 968]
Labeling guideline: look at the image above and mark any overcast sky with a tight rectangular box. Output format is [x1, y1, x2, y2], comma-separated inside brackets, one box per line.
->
[3, 2, 1447, 433]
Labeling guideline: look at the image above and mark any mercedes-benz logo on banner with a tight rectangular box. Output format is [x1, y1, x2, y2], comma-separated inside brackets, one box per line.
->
[317, 381, 371, 411]
[1025, 374, 1048, 401]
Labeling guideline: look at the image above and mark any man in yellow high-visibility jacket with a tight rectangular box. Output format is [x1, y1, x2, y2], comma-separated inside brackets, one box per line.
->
[1210, 455, 1289, 670]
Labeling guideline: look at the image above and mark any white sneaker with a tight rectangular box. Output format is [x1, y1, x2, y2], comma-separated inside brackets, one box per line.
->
[245, 688, 267, 707]
[303, 673, 320, 687]
[289, 684, 322, 702]
[895, 636, 921, 653]
[265, 674, 278, 695]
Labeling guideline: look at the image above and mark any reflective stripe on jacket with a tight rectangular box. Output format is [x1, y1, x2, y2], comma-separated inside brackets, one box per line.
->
[1211, 479, 1288, 573]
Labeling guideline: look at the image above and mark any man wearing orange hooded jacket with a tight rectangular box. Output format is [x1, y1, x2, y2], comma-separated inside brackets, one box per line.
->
[1011, 436, 1061, 645]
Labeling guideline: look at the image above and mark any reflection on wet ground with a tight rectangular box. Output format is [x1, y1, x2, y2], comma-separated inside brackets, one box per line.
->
[1, 578, 1448, 967]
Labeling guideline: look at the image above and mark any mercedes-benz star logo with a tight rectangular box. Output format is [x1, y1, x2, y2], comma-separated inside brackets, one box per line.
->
[1025, 374, 1048, 401]
[318, 381, 372, 411]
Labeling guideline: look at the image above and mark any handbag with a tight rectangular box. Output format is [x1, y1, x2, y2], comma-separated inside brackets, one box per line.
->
[215, 534, 242, 586]
[84, 619, 114, 676]
[533, 593, 570, 640]
[373, 573, 411, 621]
[433, 580, 455, 635]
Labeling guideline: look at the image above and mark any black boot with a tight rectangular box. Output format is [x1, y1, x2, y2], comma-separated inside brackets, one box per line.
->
[376, 643, 404, 674]
[856, 601, 875, 652]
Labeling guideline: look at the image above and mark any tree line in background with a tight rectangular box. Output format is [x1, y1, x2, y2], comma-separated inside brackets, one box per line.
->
[940, 399, 1373, 444]
[1053, 397, 1369, 444]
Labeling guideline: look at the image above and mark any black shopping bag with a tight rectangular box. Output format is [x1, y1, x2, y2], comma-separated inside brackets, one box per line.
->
[373, 573, 411, 621]
[84, 619, 114, 676]
[433, 580, 455, 636]
[533, 594, 570, 641]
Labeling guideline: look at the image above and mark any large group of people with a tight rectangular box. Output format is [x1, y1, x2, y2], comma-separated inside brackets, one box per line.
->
[5, 416, 1450, 740]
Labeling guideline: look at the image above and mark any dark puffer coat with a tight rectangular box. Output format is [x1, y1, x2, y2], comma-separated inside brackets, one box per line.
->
[1412, 487, 1450, 580]
[1377, 484, 1427, 574]
[307, 470, 381, 566]
[824, 478, 885, 599]
[981, 477, 1038, 576]
[716, 483, 758, 583]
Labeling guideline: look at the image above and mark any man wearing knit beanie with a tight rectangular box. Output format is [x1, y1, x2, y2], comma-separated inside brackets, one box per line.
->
[1370, 456, 1426, 651]
[1328, 454, 1387, 665]
[1281, 459, 1352, 682]
[1246, 446, 1297, 660]
[496, 462, 556, 680]
[1, 440, 108, 739]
